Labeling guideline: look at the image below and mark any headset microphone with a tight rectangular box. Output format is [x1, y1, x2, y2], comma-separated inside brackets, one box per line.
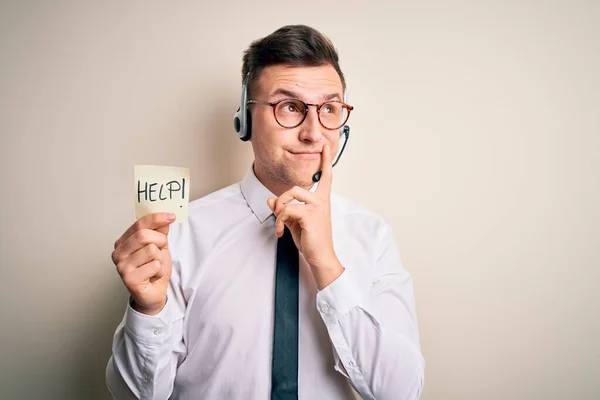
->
[312, 125, 350, 183]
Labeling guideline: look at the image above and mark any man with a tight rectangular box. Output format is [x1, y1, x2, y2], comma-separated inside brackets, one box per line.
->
[107, 25, 425, 400]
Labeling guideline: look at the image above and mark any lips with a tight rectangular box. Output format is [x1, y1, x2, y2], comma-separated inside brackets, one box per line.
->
[288, 149, 321, 154]
[288, 150, 321, 160]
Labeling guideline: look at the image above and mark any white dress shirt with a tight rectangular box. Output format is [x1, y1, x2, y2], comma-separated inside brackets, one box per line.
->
[106, 166, 425, 400]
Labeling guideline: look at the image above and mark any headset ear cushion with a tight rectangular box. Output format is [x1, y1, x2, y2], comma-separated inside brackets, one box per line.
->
[242, 110, 252, 141]
[234, 109, 241, 134]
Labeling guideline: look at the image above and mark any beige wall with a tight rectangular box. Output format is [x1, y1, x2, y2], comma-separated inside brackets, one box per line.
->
[1, 1, 598, 399]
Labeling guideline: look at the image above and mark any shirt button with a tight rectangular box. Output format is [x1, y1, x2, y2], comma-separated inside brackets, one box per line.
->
[153, 329, 163, 336]
[348, 360, 357, 369]
[320, 303, 330, 313]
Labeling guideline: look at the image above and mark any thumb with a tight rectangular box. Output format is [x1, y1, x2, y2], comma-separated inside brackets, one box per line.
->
[155, 224, 171, 248]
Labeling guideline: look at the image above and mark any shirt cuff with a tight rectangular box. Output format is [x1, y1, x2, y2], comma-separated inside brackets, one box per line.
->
[316, 267, 364, 325]
[125, 297, 172, 345]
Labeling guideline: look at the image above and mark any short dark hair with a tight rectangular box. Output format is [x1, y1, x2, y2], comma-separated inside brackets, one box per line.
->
[241, 25, 346, 97]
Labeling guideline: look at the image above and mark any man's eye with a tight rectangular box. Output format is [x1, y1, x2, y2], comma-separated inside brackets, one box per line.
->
[280, 101, 301, 113]
[321, 103, 340, 114]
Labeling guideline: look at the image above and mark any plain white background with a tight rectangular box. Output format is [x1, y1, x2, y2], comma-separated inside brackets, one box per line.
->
[1, 1, 598, 399]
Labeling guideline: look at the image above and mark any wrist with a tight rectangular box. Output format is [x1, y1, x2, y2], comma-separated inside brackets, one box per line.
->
[131, 297, 167, 316]
[308, 248, 340, 270]
[310, 256, 344, 290]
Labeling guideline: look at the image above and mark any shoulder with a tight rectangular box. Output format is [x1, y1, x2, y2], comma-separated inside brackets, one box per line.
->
[330, 193, 404, 275]
[331, 192, 393, 239]
[187, 182, 244, 218]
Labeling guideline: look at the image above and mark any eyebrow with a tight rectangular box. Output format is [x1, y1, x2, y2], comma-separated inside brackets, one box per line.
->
[270, 88, 342, 102]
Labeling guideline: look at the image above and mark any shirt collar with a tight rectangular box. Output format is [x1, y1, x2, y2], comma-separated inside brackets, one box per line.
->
[240, 165, 276, 224]
[240, 164, 320, 224]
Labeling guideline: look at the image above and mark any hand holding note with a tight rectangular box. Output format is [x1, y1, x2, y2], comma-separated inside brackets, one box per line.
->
[110, 165, 190, 315]
[111, 212, 175, 315]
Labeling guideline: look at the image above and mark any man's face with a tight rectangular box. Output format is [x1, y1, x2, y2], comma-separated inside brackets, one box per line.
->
[249, 64, 344, 193]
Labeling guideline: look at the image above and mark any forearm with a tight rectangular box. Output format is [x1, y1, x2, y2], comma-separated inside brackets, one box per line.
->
[106, 302, 182, 400]
[318, 269, 425, 400]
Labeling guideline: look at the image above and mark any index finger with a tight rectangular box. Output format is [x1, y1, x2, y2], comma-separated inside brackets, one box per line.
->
[316, 143, 333, 197]
[114, 212, 175, 249]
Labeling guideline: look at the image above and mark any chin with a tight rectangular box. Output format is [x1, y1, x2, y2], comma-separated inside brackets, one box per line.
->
[269, 160, 318, 188]
[292, 177, 314, 188]
[291, 172, 318, 188]
[292, 164, 320, 183]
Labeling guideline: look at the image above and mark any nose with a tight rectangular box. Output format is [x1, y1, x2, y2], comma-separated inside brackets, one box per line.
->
[298, 107, 323, 143]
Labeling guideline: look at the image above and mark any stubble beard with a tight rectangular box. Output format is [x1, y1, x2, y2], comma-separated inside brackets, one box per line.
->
[274, 162, 311, 188]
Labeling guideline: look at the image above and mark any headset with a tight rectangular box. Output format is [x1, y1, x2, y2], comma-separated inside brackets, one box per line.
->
[233, 75, 253, 142]
[233, 74, 351, 182]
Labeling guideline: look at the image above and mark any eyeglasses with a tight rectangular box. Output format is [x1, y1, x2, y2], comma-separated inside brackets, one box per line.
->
[247, 98, 354, 130]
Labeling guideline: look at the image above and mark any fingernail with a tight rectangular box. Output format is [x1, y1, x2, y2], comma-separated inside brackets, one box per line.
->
[166, 213, 176, 221]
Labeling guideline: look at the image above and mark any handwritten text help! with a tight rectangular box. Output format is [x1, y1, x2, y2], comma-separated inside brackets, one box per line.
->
[134, 165, 190, 222]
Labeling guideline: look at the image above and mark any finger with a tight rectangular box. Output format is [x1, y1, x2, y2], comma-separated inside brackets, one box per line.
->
[276, 186, 316, 210]
[275, 204, 305, 237]
[157, 248, 170, 279]
[275, 200, 285, 218]
[130, 259, 163, 284]
[114, 212, 175, 250]
[155, 224, 170, 237]
[114, 243, 160, 275]
[316, 143, 333, 197]
[113, 229, 168, 263]
[268, 197, 285, 219]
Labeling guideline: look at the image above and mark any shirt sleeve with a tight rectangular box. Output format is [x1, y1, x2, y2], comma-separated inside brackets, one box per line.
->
[316, 220, 425, 400]
[106, 231, 187, 400]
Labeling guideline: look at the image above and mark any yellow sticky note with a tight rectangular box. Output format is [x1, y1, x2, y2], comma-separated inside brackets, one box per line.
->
[134, 165, 189, 222]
